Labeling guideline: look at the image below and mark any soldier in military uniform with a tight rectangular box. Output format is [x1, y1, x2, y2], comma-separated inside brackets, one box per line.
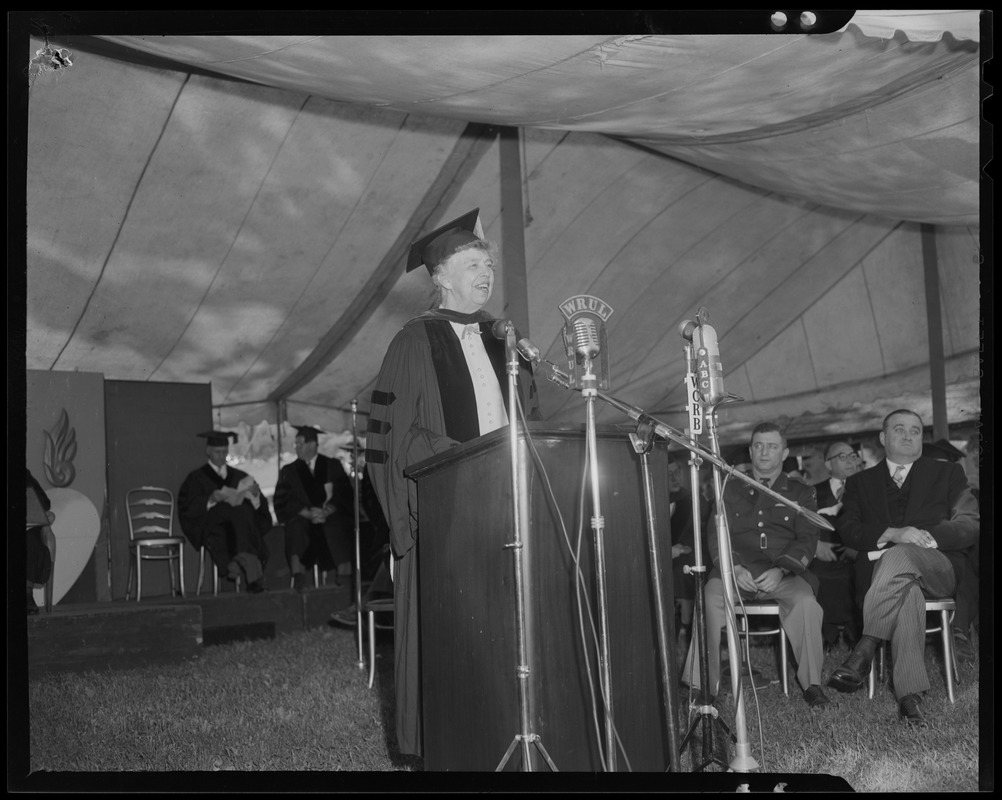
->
[680, 422, 830, 708]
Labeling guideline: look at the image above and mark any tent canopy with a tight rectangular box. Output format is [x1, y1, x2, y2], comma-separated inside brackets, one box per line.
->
[22, 11, 984, 446]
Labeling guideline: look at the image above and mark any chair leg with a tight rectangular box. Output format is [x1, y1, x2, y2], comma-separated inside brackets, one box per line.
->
[941, 610, 956, 703]
[779, 631, 789, 696]
[197, 551, 206, 595]
[135, 548, 143, 602]
[177, 547, 186, 599]
[126, 554, 135, 601]
[368, 610, 377, 689]
[867, 645, 881, 699]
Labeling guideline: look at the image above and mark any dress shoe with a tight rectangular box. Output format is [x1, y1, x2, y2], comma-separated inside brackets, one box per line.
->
[292, 572, 307, 593]
[898, 693, 927, 727]
[247, 579, 266, 594]
[827, 639, 876, 693]
[802, 685, 831, 708]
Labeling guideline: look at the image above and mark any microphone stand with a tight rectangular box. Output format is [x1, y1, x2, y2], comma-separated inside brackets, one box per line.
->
[677, 343, 734, 771]
[577, 344, 618, 771]
[702, 401, 758, 772]
[496, 322, 557, 772]
[629, 421, 682, 773]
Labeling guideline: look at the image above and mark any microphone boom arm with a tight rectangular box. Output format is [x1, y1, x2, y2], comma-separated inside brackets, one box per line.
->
[535, 361, 833, 532]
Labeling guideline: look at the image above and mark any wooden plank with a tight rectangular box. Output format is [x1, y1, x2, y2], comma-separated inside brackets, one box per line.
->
[27, 604, 201, 675]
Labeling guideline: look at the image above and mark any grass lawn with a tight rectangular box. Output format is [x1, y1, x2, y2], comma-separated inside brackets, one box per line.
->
[20, 621, 984, 790]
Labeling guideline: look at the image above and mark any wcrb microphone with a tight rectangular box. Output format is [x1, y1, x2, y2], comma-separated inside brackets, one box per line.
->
[558, 294, 613, 390]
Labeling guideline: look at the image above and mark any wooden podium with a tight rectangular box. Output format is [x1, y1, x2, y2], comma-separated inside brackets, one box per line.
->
[407, 423, 676, 771]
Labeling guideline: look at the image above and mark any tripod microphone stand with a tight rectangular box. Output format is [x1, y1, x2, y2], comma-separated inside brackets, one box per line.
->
[577, 341, 618, 771]
[702, 402, 759, 772]
[495, 321, 557, 772]
[629, 421, 682, 773]
[677, 343, 736, 772]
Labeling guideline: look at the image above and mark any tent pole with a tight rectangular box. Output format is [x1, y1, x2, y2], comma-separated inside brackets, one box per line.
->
[921, 223, 948, 440]
[499, 126, 530, 337]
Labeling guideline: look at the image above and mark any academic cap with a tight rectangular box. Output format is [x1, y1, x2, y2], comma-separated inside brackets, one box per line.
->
[198, 430, 237, 447]
[293, 424, 325, 443]
[406, 208, 485, 274]
[923, 438, 965, 463]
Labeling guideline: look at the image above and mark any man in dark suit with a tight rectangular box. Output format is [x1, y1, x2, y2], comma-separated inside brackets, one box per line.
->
[809, 441, 863, 648]
[827, 410, 979, 726]
[178, 431, 272, 593]
[680, 422, 829, 708]
[273, 425, 355, 592]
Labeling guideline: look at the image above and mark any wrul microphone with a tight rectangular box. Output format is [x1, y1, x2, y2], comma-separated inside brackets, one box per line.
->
[558, 294, 613, 390]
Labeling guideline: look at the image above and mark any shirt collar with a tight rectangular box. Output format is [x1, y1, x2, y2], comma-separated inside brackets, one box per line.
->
[886, 459, 914, 479]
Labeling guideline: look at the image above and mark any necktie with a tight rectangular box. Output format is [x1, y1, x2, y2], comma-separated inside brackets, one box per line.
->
[461, 324, 480, 340]
[892, 465, 905, 489]
[835, 483, 844, 502]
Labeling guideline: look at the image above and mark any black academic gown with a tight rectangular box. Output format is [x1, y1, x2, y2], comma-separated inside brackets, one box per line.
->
[177, 464, 272, 572]
[274, 454, 355, 570]
[365, 307, 540, 757]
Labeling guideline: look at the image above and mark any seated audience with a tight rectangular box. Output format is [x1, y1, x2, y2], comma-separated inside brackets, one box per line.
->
[26, 468, 55, 615]
[827, 410, 979, 726]
[682, 422, 829, 708]
[274, 425, 355, 592]
[809, 441, 863, 649]
[178, 431, 272, 593]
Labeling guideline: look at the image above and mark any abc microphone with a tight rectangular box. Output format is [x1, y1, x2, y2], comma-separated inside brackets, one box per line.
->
[692, 320, 725, 405]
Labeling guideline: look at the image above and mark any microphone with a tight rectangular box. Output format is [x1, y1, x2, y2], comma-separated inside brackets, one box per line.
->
[691, 315, 725, 405]
[557, 294, 614, 390]
[491, 319, 541, 366]
[678, 319, 698, 342]
[571, 316, 601, 359]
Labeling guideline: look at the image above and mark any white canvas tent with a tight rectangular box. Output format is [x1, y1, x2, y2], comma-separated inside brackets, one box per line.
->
[17, 10, 986, 448]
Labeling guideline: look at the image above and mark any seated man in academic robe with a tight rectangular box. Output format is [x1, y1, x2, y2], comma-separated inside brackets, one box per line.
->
[178, 430, 272, 593]
[274, 425, 355, 592]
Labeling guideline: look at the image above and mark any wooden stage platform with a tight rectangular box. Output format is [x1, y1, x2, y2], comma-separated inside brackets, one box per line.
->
[26, 581, 354, 676]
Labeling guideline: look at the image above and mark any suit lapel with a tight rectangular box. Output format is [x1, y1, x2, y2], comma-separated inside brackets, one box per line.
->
[862, 462, 890, 523]
[902, 457, 933, 523]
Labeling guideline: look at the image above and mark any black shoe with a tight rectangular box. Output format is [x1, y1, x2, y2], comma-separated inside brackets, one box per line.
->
[898, 693, 927, 727]
[827, 640, 875, 693]
[803, 685, 831, 708]
[27, 593, 39, 616]
[247, 579, 266, 594]
[292, 572, 307, 593]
